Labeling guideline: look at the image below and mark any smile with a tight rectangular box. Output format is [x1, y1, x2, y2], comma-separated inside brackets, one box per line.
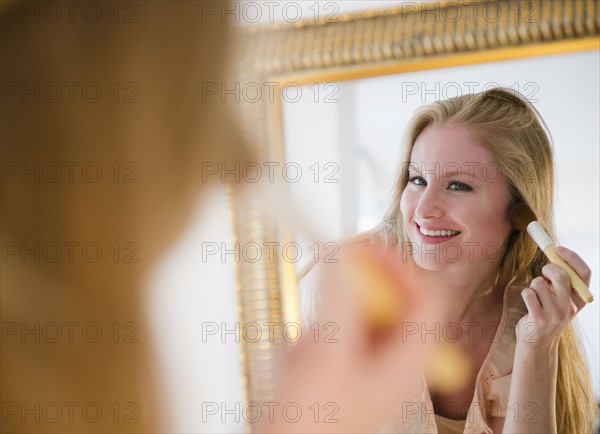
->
[417, 225, 461, 237]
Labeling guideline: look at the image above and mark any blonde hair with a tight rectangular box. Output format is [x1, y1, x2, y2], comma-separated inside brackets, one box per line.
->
[363, 87, 597, 433]
[1, 1, 239, 432]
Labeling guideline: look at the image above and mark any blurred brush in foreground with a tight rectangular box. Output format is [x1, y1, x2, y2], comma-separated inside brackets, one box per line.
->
[254, 245, 465, 433]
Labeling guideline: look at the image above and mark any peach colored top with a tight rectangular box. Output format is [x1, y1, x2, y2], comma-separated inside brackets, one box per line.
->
[381, 280, 528, 433]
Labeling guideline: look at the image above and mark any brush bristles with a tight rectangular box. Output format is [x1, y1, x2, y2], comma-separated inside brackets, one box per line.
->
[509, 203, 537, 232]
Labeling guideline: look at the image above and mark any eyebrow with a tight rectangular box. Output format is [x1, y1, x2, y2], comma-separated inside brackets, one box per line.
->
[408, 166, 481, 182]
[444, 170, 480, 182]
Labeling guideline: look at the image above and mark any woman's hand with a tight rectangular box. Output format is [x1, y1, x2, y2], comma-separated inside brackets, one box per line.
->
[252, 246, 444, 433]
[517, 246, 591, 350]
[505, 246, 590, 434]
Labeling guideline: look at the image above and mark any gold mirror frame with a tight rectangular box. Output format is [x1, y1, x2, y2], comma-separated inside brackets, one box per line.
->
[229, 0, 599, 410]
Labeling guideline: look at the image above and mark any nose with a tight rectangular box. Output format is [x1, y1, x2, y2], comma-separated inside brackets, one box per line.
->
[414, 187, 444, 220]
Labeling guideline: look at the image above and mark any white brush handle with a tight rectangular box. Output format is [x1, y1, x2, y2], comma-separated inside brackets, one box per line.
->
[526, 221, 553, 251]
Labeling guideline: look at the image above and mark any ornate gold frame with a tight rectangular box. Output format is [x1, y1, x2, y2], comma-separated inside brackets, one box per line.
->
[229, 0, 599, 415]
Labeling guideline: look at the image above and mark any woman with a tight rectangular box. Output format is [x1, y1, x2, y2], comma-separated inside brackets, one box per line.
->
[301, 87, 597, 433]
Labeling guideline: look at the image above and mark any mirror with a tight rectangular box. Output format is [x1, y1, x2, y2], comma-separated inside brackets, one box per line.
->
[281, 49, 599, 398]
[230, 0, 600, 408]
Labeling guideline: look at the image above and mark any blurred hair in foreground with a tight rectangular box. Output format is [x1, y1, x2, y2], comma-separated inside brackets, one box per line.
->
[1, 1, 243, 431]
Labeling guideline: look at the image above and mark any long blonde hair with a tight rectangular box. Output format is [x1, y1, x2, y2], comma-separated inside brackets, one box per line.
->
[364, 87, 597, 433]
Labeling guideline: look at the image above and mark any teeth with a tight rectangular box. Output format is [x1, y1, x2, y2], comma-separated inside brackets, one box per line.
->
[419, 226, 459, 237]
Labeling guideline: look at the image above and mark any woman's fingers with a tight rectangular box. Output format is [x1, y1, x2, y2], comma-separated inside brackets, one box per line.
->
[529, 276, 555, 309]
[555, 245, 592, 286]
[554, 246, 592, 310]
[521, 286, 542, 315]
[542, 264, 584, 314]
[266, 245, 443, 433]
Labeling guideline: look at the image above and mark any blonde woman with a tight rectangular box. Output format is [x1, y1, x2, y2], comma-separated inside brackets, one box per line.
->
[301, 87, 598, 433]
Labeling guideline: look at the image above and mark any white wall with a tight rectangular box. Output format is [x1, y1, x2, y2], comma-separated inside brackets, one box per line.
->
[147, 185, 245, 433]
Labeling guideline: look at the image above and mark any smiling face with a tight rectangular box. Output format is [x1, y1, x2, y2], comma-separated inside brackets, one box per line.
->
[399, 123, 514, 271]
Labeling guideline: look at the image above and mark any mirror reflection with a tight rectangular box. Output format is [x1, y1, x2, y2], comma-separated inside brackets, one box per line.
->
[282, 51, 599, 405]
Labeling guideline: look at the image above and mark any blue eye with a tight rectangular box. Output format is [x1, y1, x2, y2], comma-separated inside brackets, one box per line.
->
[408, 176, 426, 186]
[449, 181, 472, 191]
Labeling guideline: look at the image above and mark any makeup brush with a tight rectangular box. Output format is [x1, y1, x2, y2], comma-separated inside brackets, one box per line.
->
[509, 203, 593, 303]
[344, 246, 469, 393]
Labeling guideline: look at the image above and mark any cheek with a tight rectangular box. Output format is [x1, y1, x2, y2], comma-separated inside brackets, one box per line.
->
[469, 203, 512, 243]
[399, 191, 413, 221]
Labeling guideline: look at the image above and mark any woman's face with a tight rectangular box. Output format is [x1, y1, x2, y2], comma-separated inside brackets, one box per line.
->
[400, 123, 513, 271]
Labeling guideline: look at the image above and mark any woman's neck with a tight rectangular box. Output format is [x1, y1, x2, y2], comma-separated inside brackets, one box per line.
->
[416, 263, 504, 324]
